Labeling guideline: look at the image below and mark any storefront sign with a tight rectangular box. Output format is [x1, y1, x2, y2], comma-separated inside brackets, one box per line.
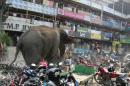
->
[77, 29, 91, 38]
[78, 30, 86, 37]
[3, 16, 53, 32]
[91, 30, 101, 40]
[73, 48, 88, 54]
[58, 9, 85, 20]
[102, 32, 112, 41]
[3, 22, 31, 32]
[120, 35, 127, 39]
[126, 23, 130, 31]
[120, 39, 130, 44]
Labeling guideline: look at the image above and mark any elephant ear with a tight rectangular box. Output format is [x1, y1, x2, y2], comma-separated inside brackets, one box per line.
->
[59, 29, 75, 44]
[59, 29, 76, 57]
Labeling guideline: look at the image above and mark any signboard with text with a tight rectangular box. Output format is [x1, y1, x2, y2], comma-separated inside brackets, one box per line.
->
[91, 30, 101, 40]
[3, 16, 53, 32]
[102, 32, 112, 41]
[58, 9, 85, 20]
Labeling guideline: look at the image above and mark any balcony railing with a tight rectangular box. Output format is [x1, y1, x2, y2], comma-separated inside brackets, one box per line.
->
[6, 0, 57, 15]
[72, 0, 127, 18]
[6, 0, 127, 31]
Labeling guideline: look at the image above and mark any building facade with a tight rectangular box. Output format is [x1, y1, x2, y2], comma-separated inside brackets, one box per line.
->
[1, 0, 130, 56]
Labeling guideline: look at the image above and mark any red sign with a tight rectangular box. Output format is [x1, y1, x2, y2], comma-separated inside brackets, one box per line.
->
[58, 9, 85, 20]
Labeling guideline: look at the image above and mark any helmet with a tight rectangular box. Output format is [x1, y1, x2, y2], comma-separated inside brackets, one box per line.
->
[30, 63, 36, 70]
[49, 63, 54, 68]
[108, 65, 115, 72]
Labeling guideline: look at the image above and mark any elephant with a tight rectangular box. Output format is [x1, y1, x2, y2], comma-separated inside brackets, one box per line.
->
[10, 26, 75, 66]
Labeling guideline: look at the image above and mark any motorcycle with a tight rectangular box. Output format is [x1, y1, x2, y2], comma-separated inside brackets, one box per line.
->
[94, 64, 118, 86]
[47, 62, 78, 86]
[11, 60, 56, 86]
[94, 64, 130, 86]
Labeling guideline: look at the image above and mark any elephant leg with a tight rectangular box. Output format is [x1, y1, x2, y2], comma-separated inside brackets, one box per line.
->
[21, 46, 43, 65]
[47, 49, 61, 63]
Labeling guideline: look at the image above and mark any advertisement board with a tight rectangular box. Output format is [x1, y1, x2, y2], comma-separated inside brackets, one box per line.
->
[91, 30, 101, 40]
[73, 48, 88, 56]
[59, 9, 85, 20]
[126, 23, 130, 31]
[77, 28, 91, 38]
[120, 39, 130, 44]
[3, 16, 53, 32]
[102, 32, 112, 41]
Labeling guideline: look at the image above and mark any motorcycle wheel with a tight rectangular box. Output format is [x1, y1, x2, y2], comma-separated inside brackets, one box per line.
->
[94, 74, 104, 84]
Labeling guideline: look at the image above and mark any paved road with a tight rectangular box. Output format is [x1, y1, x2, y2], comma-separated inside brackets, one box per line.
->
[0, 46, 25, 67]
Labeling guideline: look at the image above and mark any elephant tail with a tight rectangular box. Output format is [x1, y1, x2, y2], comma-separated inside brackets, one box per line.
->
[9, 42, 21, 66]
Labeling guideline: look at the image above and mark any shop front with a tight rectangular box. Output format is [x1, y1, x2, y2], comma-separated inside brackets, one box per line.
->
[120, 38, 130, 52]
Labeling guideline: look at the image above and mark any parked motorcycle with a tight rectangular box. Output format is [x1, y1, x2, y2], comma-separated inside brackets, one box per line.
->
[47, 62, 78, 86]
[94, 65, 117, 86]
[94, 64, 130, 86]
[11, 60, 56, 86]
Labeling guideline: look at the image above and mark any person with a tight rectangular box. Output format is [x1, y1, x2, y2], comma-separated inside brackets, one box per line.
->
[111, 51, 118, 60]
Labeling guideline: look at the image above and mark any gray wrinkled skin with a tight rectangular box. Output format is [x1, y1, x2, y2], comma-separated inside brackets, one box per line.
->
[10, 26, 75, 66]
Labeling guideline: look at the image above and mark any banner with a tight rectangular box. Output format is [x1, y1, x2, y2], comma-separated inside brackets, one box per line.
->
[3, 16, 53, 32]
[59, 9, 85, 20]
[91, 30, 101, 40]
[77, 28, 91, 38]
[120, 39, 130, 44]
[73, 48, 88, 55]
[102, 32, 112, 41]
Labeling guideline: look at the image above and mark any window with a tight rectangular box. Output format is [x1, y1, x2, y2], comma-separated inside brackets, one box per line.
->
[58, 2, 64, 8]
[35, 0, 43, 4]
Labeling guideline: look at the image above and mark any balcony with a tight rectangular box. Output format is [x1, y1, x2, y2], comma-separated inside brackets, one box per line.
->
[59, 8, 125, 30]
[90, 14, 102, 25]
[102, 21, 113, 28]
[72, 0, 126, 18]
[6, 0, 57, 15]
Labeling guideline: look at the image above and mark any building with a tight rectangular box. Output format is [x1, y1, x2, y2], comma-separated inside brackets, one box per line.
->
[1, 0, 130, 56]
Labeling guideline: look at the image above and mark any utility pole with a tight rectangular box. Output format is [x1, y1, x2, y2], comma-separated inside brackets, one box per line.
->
[0, 0, 10, 30]
[0, 0, 5, 30]
[53, 0, 57, 29]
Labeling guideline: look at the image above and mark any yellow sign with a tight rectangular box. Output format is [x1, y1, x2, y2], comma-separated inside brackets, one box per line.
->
[112, 41, 120, 52]
[91, 33, 101, 40]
